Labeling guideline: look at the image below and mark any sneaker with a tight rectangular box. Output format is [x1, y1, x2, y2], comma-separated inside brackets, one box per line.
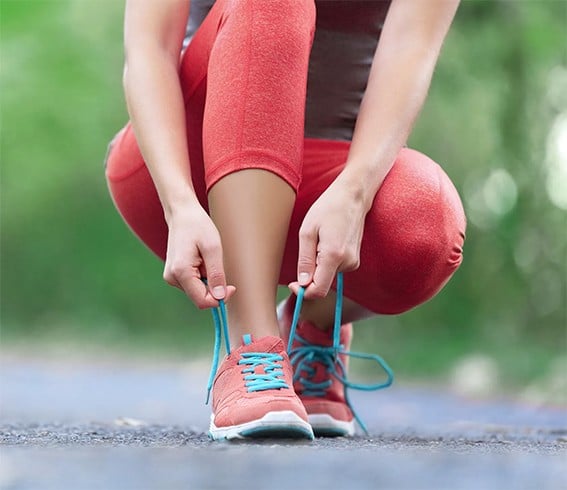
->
[208, 334, 314, 440]
[277, 297, 356, 437]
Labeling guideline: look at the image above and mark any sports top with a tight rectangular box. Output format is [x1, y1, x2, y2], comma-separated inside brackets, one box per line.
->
[185, 1, 391, 141]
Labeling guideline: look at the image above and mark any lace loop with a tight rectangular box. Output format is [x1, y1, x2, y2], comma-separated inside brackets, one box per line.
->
[287, 272, 394, 434]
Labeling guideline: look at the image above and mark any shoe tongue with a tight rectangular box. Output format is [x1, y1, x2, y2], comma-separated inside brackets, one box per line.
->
[239, 334, 284, 353]
[297, 320, 334, 346]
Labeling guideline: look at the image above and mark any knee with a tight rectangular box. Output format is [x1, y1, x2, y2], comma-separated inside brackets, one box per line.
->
[409, 223, 465, 308]
[380, 148, 466, 265]
[404, 224, 465, 286]
[404, 163, 466, 275]
[375, 217, 465, 314]
[370, 150, 466, 311]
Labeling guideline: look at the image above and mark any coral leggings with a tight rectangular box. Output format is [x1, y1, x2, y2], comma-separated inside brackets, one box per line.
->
[105, 0, 466, 315]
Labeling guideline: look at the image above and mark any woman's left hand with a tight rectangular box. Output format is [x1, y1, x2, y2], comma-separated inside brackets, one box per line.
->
[288, 172, 370, 299]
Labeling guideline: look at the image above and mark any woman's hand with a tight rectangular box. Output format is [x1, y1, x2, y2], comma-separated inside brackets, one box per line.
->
[288, 172, 370, 299]
[163, 202, 236, 309]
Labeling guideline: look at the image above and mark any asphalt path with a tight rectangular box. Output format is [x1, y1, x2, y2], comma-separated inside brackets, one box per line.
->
[1, 352, 565, 490]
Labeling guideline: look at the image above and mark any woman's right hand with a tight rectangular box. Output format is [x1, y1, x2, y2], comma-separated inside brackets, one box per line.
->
[163, 202, 236, 309]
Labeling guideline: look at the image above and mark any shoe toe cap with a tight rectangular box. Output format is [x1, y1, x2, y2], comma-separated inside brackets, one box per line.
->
[214, 391, 308, 426]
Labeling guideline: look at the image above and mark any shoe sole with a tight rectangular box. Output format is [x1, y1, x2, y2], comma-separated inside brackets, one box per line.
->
[308, 414, 355, 437]
[209, 410, 315, 441]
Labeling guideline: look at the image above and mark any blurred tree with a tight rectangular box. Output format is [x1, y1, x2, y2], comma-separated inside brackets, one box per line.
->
[1, 0, 565, 384]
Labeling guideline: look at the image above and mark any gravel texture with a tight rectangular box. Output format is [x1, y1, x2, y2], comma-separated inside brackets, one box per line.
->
[1, 353, 566, 489]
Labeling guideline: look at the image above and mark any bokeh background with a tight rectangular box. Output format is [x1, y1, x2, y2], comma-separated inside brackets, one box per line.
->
[1, 1, 566, 400]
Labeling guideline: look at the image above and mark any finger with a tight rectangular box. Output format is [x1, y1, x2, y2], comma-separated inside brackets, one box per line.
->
[199, 240, 227, 300]
[184, 276, 236, 308]
[178, 271, 221, 309]
[224, 285, 237, 302]
[163, 267, 184, 290]
[303, 247, 341, 299]
[297, 226, 318, 286]
[287, 281, 301, 296]
[166, 264, 235, 307]
[337, 256, 360, 273]
[165, 275, 183, 290]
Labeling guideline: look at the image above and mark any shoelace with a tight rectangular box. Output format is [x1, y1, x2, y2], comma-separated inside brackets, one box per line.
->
[205, 295, 230, 404]
[286, 272, 394, 434]
[239, 352, 289, 392]
[204, 288, 288, 403]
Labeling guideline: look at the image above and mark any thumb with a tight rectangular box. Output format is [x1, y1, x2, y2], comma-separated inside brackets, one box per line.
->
[200, 241, 227, 300]
[297, 226, 318, 286]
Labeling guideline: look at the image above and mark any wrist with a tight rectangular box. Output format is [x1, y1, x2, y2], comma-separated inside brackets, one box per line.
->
[341, 151, 398, 210]
[162, 188, 201, 225]
[337, 163, 381, 213]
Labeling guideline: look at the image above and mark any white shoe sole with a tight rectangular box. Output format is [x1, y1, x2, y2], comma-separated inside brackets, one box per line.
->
[308, 413, 356, 437]
[209, 410, 314, 441]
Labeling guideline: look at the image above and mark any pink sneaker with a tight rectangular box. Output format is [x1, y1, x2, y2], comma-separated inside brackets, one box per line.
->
[277, 297, 357, 436]
[208, 334, 314, 440]
[277, 284, 394, 437]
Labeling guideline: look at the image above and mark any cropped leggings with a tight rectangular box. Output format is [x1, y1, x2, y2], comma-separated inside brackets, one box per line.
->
[105, 0, 466, 315]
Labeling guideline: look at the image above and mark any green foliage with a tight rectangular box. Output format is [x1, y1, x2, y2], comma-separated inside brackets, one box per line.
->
[1, 0, 566, 386]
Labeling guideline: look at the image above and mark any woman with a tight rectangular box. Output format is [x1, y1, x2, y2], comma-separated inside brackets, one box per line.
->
[105, 0, 465, 440]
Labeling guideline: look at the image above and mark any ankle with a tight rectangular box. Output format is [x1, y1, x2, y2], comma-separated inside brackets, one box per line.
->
[296, 301, 335, 333]
[228, 319, 281, 349]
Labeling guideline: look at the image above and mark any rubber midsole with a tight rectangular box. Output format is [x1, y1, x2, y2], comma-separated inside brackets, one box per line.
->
[209, 410, 314, 440]
[308, 413, 355, 436]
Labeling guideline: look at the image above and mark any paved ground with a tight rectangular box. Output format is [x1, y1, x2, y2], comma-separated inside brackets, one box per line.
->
[0, 352, 566, 489]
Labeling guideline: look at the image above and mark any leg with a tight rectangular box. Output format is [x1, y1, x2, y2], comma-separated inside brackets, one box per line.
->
[201, 0, 316, 439]
[208, 171, 295, 347]
[204, 0, 316, 347]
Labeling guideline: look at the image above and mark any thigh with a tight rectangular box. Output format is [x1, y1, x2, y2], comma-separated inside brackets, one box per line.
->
[280, 141, 466, 315]
[105, 129, 169, 260]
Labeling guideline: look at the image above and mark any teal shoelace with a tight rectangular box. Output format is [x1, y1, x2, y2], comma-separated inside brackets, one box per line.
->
[286, 272, 394, 434]
[205, 295, 230, 404]
[239, 347, 289, 393]
[204, 298, 288, 403]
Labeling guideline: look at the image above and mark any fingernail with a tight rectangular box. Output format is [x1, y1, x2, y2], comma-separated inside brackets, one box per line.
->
[212, 286, 225, 298]
[298, 272, 310, 284]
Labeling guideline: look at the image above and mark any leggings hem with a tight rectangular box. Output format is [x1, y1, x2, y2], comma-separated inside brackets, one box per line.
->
[205, 149, 302, 192]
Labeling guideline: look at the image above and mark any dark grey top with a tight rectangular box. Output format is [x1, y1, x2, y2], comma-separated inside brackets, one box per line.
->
[185, 1, 391, 141]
